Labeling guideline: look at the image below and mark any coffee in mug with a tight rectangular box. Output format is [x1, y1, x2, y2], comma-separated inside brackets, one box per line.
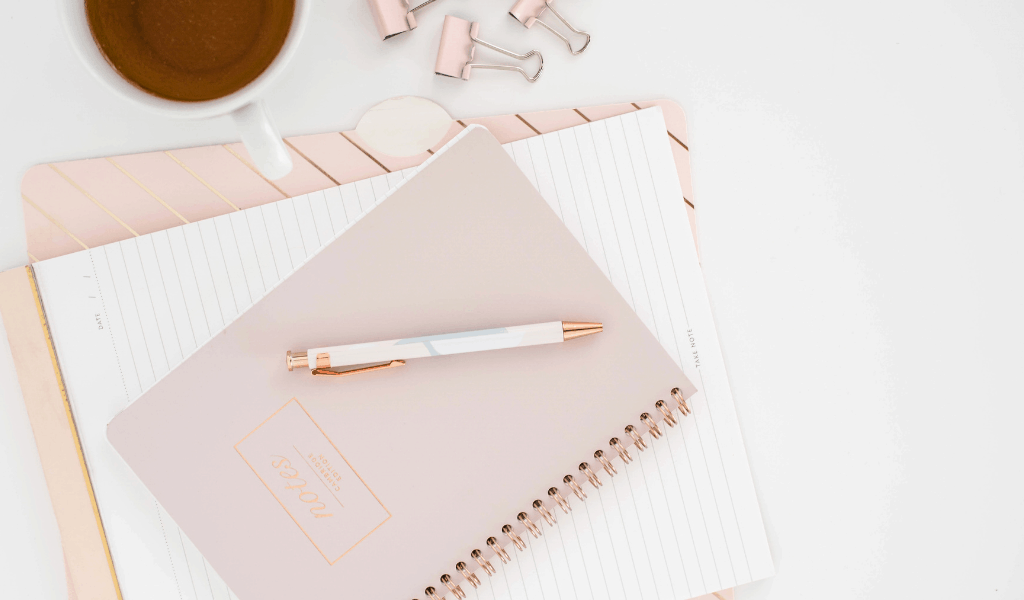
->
[85, 0, 296, 102]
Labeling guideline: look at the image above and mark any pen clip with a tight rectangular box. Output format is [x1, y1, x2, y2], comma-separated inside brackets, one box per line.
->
[311, 360, 406, 377]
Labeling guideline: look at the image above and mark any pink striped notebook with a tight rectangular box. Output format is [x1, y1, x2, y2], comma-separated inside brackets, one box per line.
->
[20, 100, 695, 264]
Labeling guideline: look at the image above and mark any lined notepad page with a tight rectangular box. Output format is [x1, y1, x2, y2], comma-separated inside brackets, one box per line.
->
[33, 108, 771, 600]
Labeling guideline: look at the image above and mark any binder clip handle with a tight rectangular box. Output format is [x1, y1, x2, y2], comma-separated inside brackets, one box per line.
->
[470, 36, 544, 82]
[435, 16, 544, 82]
[509, 0, 590, 55]
[409, 0, 440, 11]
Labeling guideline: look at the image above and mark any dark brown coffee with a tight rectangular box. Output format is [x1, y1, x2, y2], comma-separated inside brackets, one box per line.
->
[85, 0, 295, 102]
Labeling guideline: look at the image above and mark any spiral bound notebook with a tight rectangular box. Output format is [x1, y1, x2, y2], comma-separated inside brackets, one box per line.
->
[106, 125, 699, 600]
[9, 107, 772, 600]
[7, 101, 707, 600]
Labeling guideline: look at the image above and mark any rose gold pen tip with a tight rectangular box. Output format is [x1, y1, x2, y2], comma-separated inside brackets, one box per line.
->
[563, 324, 602, 341]
[562, 321, 602, 331]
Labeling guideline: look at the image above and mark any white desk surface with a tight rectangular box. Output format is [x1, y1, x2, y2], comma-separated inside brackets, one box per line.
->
[2, 1, 1023, 599]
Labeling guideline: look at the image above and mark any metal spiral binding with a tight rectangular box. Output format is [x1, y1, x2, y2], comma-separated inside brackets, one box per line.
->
[433, 386, 694, 600]
[486, 536, 510, 563]
[502, 524, 526, 550]
[471, 549, 495, 575]
[671, 387, 692, 416]
[579, 462, 602, 487]
[533, 499, 556, 525]
[518, 511, 542, 537]
[456, 562, 480, 588]
[640, 412, 662, 438]
[594, 449, 617, 476]
[610, 437, 632, 462]
[563, 474, 587, 500]
[548, 487, 571, 512]
[655, 399, 677, 427]
[440, 574, 466, 599]
[625, 425, 647, 451]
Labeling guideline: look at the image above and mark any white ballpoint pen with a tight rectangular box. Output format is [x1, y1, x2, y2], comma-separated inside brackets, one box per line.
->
[286, 321, 602, 377]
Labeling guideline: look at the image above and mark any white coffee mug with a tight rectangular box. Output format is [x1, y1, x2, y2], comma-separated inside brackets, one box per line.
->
[58, 0, 310, 180]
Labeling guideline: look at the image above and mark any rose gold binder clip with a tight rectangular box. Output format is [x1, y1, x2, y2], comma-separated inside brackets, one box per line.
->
[440, 574, 466, 599]
[435, 15, 543, 82]
[655, 400, 677, 427]
[518, 511, 542, 537]
[671, 387, 692, 416]
[533, 499, 556, 525]
[456, 561, 481, 588]
[367, 0, 442, 40]
[471, 549, 496, 575]
[509, 0, 590, 55]
[486, 536, 511, 563]
[502, 524, 526, 551]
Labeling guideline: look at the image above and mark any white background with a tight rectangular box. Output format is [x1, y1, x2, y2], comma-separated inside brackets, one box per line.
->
[1, 1, 1022, 599]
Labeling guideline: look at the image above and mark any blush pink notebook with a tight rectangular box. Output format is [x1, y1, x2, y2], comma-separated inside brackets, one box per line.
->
[107, 128, 696, 600]
[20, 100, 695, 265]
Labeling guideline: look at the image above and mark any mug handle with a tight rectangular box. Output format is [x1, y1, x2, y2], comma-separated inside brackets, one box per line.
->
[231, 100, 293, 180]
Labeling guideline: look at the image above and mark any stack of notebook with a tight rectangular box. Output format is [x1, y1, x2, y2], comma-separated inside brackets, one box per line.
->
[0, 105, 773, 600]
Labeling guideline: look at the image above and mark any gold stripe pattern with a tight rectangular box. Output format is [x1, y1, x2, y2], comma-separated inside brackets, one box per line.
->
[22, 193, 89, 250]
[630, 102, 690, 150]
[106, 158, 189, 224]
[28, 252, 40, 263]
[515, 114, 542, 135]
[164, 151, 241, 211]
[339, 132, 390, 173]
[573, 108, 592, 122]
[27, 266, 125, 600]
[48, 165, 139, 236]
[283, 139, 341, 186]
[222, 144, 288, 199]
[667, 130, 689, 151]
